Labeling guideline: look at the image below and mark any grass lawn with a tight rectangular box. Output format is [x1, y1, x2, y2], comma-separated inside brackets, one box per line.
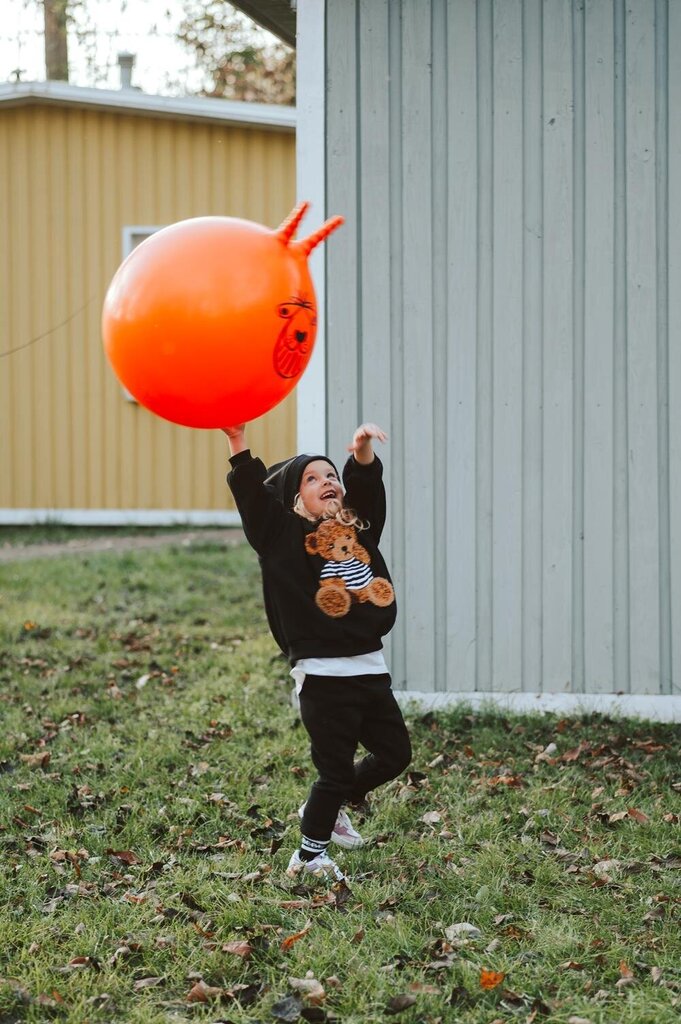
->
[0, 526, 208, 548]
[1, 537, 679, 1024]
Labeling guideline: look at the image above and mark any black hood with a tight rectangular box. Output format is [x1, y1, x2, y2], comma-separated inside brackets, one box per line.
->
[264, 454, 340, 510]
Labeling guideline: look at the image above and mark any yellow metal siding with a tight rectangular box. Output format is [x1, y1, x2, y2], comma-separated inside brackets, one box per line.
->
[0, 104, 297, 513]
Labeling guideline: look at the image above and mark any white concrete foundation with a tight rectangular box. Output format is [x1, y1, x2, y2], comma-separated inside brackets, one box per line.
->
[0, 509, 242, 527]
[393, 690, 681, 723]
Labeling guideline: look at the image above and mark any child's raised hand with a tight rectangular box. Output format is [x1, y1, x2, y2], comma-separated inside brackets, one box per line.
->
[221, 424, 247, 456]
[348, 422, 388, 464]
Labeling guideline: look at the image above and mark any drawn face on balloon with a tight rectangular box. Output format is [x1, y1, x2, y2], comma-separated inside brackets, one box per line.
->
[274, 296, 317, 379]
[102, 201, 344, 428]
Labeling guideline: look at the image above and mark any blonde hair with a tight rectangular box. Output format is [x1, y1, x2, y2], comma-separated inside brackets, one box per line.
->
[293, 493, 368, 531]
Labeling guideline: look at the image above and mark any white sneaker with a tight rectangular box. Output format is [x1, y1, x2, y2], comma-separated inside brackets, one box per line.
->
[286, 849, 345, 881]
[298, 804, 365, 850]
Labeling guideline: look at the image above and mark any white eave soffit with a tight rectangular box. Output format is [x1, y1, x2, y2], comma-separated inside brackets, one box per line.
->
[229, 0, 297, 48]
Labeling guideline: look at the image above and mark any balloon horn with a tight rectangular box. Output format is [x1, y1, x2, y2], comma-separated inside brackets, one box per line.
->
[276, 201, 310, 246]
[298, 215, 345, 256]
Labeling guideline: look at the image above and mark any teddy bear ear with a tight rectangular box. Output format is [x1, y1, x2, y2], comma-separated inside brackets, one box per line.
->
[304, 533, 319, 554]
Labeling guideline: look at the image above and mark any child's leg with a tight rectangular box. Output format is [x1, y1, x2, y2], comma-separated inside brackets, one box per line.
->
[349, 676, 411, 804]
[298, 675, 364, 842]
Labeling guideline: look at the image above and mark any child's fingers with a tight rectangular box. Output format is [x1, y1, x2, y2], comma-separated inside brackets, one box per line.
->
[360, 423, 388, 442]
[348, 423, 388, 450]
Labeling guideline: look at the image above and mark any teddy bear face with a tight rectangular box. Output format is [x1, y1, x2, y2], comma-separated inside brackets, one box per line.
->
[304, 520, 371, 564]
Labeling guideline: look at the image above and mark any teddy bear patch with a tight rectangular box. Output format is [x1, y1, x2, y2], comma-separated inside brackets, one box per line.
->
[304, 520, 395, 619]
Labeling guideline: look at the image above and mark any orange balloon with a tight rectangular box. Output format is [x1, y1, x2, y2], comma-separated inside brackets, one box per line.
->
[101, 203, 344, 428]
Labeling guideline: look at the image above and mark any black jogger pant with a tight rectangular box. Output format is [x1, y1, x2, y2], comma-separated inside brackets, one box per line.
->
[298, 673, 412, 842]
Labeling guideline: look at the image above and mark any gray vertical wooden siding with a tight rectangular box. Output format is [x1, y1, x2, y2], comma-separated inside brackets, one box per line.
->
[324, 0, 679, 696]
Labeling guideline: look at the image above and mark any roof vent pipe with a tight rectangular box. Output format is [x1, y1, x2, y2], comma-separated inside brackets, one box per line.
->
[117, 51, 135, 89]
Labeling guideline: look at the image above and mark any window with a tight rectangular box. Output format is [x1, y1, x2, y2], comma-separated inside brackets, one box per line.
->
[118, 226, 164, 402]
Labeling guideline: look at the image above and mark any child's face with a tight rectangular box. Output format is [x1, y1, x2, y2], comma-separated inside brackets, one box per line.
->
[298, 460, 343, 517]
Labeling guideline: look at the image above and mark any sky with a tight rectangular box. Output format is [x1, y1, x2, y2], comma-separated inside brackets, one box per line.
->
[0, 0, 272, 96]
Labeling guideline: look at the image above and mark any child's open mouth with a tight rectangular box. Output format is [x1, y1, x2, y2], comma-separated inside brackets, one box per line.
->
[321, 490, 337, 500]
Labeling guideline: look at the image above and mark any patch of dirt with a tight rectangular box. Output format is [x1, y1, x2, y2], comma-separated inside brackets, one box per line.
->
[0, 529, 245, 563]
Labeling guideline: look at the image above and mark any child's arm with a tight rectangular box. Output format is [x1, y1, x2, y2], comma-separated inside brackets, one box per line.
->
[221, 424, 286, 555]
[344, 423, 389, 541]
[347, 422, 388, 464]
[222, 424, 247, 457]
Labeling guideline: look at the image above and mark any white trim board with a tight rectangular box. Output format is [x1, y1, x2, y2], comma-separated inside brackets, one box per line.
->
[393, 690, 681, 723]
[295, 0, 328, 452]
[0, 509, 242, 527]
[0, 81, 295, 131]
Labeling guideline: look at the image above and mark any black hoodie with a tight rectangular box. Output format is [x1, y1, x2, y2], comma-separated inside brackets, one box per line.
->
[227, 450, 397, 663]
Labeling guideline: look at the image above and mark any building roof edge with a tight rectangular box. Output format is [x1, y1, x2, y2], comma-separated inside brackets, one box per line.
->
[0, 80, 295, 130]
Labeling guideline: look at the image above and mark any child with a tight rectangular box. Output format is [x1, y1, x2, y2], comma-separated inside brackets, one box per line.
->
[223, 422, 411, 881]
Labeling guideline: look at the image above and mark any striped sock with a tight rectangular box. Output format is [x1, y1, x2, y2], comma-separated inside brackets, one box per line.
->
[299, 835, 330, 862]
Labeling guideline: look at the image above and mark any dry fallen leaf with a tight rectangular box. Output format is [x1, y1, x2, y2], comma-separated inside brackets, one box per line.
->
[480, 969, 506, 990]
[122, 886, 149, 903]
[109, 945, 131, 966]
[280, 922, 312, 951]
[310, 890, 337, 908]
[20, 752, 51, 768]
[488, 774, 524, 788]
[105, 849, 140, 865]
[535, 743, 558, 763]
[409, 982, 441, 994]
[386, 993, 417, 1014]
[332, 878, 353, 909]
[288, 975, 325, 1005]
[133, 977, 163, 991]
[627, 806, 649, 824]
[57, 956, 98, 973]
[186, 980, 224, 1003]
[592, 859, 621, 880]
[615, 961, 635, 989]
[561, 742, 590, 762]
[221, 940, 253, 958]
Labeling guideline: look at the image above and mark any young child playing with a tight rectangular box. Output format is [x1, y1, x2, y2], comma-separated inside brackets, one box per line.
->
[223, 422, 411, 881]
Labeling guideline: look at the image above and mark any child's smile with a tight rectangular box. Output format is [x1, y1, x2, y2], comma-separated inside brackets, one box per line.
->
[299, 460, 344, 517]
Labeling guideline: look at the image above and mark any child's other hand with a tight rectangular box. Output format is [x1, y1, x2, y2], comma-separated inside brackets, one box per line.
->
[348, 422, 388, 464]
[221, 424, 247, 456]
